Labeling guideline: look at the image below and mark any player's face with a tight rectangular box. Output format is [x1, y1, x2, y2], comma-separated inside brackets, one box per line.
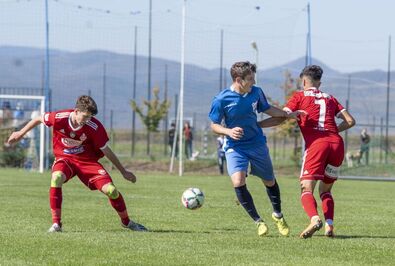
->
[238, 73, 255, 93]
[74, 109, 93, 126]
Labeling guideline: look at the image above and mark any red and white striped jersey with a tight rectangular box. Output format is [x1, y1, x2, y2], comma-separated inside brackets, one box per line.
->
[285, 88, 345, 147]
[43, 109, 109, 161]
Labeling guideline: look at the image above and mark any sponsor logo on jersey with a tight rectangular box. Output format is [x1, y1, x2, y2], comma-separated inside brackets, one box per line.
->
[224, 102, 237, 109]
[61, 137, 83, 147]
[98, 169, 107, 175]
[63, 146, 84, 155]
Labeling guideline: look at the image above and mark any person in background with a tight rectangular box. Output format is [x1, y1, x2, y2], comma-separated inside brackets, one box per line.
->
[359, 128, 370, 165]
[184, 121, 193, 159]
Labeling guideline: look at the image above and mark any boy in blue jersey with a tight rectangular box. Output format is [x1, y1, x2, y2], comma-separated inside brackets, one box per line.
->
[209, 61, 301, 237]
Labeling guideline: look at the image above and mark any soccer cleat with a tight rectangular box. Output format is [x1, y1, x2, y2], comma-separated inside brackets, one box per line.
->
[324, 224, 335, 238]
[123, 220, 148, 232]
[48, 223, 62, 233]
[300, 218, 323, 239]
[256, 220, 269, 236]
[271, 214, 290, 236]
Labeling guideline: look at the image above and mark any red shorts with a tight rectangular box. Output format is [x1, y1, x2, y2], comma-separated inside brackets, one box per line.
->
[300, 140, 344, 184]
[52, 157, 113, 190]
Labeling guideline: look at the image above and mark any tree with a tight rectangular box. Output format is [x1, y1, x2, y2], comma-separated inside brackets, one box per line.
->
[130, 87, 171, 132]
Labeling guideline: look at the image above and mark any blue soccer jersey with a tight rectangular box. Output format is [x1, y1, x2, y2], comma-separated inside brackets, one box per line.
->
[209, 86, 271, 149]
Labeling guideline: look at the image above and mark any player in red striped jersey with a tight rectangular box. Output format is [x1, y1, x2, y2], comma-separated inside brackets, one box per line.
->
[7, 95, 147, 232]
[260, 65, 355, 238]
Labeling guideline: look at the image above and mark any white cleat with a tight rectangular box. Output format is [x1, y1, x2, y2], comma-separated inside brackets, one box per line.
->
[48, 223, 62, 233]
[123, 221, 148, 232]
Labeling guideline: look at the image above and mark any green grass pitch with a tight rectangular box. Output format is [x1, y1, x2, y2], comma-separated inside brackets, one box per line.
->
[0, 168, 394, 265]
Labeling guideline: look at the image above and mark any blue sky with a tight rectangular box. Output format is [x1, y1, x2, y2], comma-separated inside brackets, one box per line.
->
[0, 0, 394, 73]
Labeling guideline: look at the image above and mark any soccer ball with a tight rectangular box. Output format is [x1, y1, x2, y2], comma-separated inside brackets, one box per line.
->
[181, 187, 205, 210]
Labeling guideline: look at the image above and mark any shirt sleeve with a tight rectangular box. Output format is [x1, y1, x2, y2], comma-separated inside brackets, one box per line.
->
[285, 91, 300, 112]
[43, 111, 55, 127]
[208, 97, 224, 124]
[257, 88, 271, 113]
[93, 122, 110, 150]
[333, 96, 345, 117]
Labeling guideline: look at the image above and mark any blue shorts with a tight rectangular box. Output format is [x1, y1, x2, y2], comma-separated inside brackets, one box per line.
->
[225, 143, 275, 181]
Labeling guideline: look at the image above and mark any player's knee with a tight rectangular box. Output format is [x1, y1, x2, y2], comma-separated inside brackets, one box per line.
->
[105, 184, 119, 199]
[51, 171, 65, 187]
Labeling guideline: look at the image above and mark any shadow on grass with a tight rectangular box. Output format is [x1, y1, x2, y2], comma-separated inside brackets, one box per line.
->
[333, 235, 395, 239]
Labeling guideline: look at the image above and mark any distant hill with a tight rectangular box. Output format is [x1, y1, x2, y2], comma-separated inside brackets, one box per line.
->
[0, 46, 394, 131]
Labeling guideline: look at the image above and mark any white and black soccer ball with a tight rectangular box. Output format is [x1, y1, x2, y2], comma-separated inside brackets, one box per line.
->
[181, 187, 205, 210]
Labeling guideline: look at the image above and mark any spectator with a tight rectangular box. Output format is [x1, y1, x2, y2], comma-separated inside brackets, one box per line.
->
[0, 101, 13, 127]
[168, 122, 178, 157]
[359, 128, 370, 165]
[184, 122, 193, 159]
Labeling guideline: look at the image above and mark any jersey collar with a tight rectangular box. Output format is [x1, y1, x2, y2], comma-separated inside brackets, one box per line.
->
[69, 111, 83, 131]
[230, 85, 249, 97]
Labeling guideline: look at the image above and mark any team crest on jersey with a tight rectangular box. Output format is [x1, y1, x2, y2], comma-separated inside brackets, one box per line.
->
[60, 129, 65, 134]
[70, 132, 76, 138]
[80, 133, 87, 141]
[252, 101, 258, 111]
[98, 169, 107, 175]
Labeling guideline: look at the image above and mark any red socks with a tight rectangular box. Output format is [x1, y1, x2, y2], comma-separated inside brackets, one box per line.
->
[49, 187, 62, 225]
[109, 193, 130, 226]
[320, 192, 334, 221]
[300, 191, 318, 219]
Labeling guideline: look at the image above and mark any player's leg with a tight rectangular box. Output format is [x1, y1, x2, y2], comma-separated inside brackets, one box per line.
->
[319, 181, 335, 237]
[100, 182, 147, 232]
[320, 141, 344, 237]
[249, 144, 289, 236]
[226, 149, 267, 235]
[299, 145, 328, 238]
[48, 159, 73, 232]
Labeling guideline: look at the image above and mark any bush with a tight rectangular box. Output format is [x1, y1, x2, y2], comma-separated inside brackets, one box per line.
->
[0, 144, 26, 167]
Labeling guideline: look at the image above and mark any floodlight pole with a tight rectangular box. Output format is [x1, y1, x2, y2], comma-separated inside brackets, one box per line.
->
[219, 29, 224, 92]
[44, 0, 50, 169]
[131, 26, 138, 157]
[147, 0, 153, 155]
[385, 35, 391, 164]
[178, 0, 187, 176]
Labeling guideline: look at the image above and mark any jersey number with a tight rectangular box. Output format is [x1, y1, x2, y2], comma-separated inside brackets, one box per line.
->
[314, 99, 326, 129]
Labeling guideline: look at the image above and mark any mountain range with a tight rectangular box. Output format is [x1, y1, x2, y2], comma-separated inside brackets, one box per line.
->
[0, 46, 394, 131]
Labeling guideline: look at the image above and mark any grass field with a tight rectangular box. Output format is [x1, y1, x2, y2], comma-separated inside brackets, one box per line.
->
[0, 168, 394, 265]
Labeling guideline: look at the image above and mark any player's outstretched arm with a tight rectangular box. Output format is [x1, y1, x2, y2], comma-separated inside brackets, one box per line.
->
[258, 117, 286, 128]
[337, 110, 356, 132]
[7, 115, 42, 145]
[101, 146, 137, 183]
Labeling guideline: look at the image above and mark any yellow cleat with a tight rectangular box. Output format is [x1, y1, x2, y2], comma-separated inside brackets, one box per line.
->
[300, 217, 323, 239]
[256, 220, 269, 236]
[271, 214, 290, 236]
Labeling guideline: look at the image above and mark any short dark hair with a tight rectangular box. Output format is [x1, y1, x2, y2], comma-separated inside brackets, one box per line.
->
[300, 65, 323, 82]
[75, 95, 98, 116]
[230, 61, 256, 81]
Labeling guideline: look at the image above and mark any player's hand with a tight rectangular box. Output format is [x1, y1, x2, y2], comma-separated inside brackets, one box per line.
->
[287, 110, 308, 121]
[228, 127, 244, 140]
[122, 170, 137, 183]
[7, 131, 24, 145]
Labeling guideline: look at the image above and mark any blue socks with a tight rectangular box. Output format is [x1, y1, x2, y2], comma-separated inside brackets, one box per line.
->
[235, 185, 261, 222]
